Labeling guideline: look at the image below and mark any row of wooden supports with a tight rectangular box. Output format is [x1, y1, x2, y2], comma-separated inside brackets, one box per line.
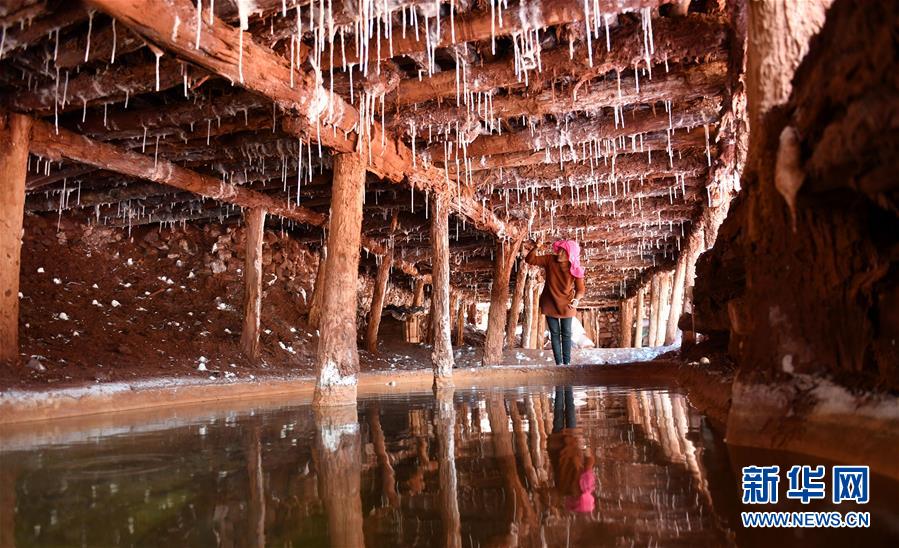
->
[618, 216, 708, 348]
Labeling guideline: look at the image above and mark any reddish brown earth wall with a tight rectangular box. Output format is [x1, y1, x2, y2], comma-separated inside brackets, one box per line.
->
[693, 0, 899, 392]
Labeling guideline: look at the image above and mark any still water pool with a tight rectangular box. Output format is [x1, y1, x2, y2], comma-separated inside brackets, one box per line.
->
[1, 383, 896, 547]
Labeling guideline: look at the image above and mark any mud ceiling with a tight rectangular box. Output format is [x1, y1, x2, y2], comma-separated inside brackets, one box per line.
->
[0, 0, 744, 306]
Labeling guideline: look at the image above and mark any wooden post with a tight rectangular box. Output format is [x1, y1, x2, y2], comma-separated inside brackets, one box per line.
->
[634, 287, 646, 348]
[365, 213, 398, 353]
[0, 113, 31, 364]
[483, 236, 524, 364]
[537, 308, 547, 351]
[455, 298, 466, 346]
[521, 270, 535, 349]
[665, 251, 689, 345]
[619, 298, 634, 347]
[314, 406, 365, 548]
[314, 152, 365, 408]
[405, 277, 426, 343]
[655, 272, 672, 346]
[308, 245, 327, 329]
[648, 274, 660, 347]
[467, 301, 478, 325]
[240, 207, 266, 359]
[505, 259, 528, 349]
[532, 282, 545, 349]
[430, 196, 454, 385]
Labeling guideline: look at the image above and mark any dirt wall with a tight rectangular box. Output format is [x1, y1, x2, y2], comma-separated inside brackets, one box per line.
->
[692, 0, 899, 392]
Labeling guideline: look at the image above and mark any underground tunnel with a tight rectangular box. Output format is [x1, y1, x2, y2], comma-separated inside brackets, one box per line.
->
[0, 0, 897, 545]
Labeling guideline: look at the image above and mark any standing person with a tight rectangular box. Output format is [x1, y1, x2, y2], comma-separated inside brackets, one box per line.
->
[525, 239, 586, 366]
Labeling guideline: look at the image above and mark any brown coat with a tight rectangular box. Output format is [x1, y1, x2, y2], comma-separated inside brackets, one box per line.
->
[525, 248, 586, 318]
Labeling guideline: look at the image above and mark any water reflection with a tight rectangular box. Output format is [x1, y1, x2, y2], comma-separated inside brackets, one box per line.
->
[0, 384, 837, 546]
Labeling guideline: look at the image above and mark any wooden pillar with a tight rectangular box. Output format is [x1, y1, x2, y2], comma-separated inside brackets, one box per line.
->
[521, 270, 535, 349]
[314, 406, 364, 548]
[634, 287, 646, 348]
[537, 309, 547, 351]
[665, 250, 689, 345]
[430, 196, 454, 385]
[434, 388, 462, 548]
[655, 272, 672, 346]
[405, 277, 426, 343]
[314, 152, 365, 408]
[505, 259, 528, 348]
[467, 301, 477, 325]
[0, 113, 31, 364]
[308, 245, 327, 329]
[483, 236, 523, 364]
[648, 274, 660, 347]
[365, 213, 398, 353]
[455, 298, 466, 346]
[240, 207, 266, 359]
[619, 298, 634, 348]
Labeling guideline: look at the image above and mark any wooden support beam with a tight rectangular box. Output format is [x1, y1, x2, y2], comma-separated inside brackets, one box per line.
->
[25, 165, 96, 191]
[314, 152, 365, 407]
[365, 213, 397, 353]
[619, 298, 634, 347]
[323, 0, 664, 70]
[405, 277, 426, 343]
[506, 259, 528, 348]
[664, 246, 688, 345]
[430, 100, 720, 163]
[522, 270, 535, 349]
[10, 57, 189, 114]
[648, 273, 660, 346]
[307, 245, 327, 329]
[240, 207, 266, 359]
[483, 234, 525, 364]
[430, 195, 454, 385]
[0, 3, 85, 55]
[634, 286, 646, 348]
[654, 271, 672, 346]
[394, 14, 727, 107]
[0, 113, 31, 363]
[28, 117, 329, 227]
[454, 297, 466, 346]
[393, 62, 727, 131]
[87, 0, 516, 239]
[463, 127, 709, 172]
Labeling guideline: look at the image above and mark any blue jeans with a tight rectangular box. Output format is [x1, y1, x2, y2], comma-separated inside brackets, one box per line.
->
[546, 316, 572, 365]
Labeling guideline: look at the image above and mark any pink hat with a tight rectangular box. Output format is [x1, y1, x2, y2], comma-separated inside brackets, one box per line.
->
[552, 240, 586, 279]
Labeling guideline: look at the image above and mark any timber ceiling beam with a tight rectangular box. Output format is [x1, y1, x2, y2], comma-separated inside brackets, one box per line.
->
[392, 14, 728, 107]
[85, 0, 518, 240]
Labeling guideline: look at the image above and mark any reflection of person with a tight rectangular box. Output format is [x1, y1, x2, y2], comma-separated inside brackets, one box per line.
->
[525, 239, 586, 366]
[548, 387, 596, 514]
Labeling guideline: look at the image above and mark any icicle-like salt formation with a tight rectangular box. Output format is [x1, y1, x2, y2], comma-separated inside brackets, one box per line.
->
[84, 11, 94, 63]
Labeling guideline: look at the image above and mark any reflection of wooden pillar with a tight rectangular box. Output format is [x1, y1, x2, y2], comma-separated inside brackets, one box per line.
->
[434, 388, 461, 548]
[505, 260, 528, 348]
[619, 298, 634, 348]
[0, 461, 16, 548]
[308, 245, 327, 329]
[368, 405, 400, 508]
[648, 274, 660, 347]
[509, 400, 539, 488]
[430, 196, 454, 385]
[314, 406, 364, 548]
[634, 287, 646, 348]
[314, 152, 364, 407]
[246, 425, 266, 548]
[483, 237, 523, 364]
[240, 207, 266, 359]
[487, 395, 535, 530]
[365, 214, 397, 353]
[0, 113, 32, 363]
